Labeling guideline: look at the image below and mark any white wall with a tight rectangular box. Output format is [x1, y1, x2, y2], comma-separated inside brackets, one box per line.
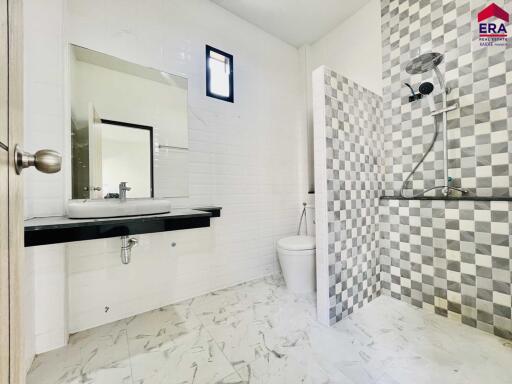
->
[23, 251, 35, 372]
[67, 227, 212, 332]
[303, 0, 382, 191]
[310, 0, 382, 96]
[24, 0, 66, 219]
[24, 0, 305, 354]
[23, 0, 66, 367]
[27, 245, 68, 353]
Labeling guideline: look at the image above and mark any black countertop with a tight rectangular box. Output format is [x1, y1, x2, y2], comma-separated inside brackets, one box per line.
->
[24, 206, 222, 247]
[380, 195, 512, 201]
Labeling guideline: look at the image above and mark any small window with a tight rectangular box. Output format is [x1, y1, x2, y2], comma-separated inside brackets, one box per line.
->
[206, 45, 234, 103]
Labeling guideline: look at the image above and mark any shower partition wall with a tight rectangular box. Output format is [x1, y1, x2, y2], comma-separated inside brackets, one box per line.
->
[313, 66, 384, 326]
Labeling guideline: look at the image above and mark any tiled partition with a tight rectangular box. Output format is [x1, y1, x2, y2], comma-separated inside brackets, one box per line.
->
[380, 199, 512, 339]
[313, 66, 383, 325]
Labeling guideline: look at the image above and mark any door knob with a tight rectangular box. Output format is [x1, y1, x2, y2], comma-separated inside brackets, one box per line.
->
[14, 145, 62, 175]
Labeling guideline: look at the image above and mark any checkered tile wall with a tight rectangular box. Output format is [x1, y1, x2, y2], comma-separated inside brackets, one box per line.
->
[380, 199, 512, 339]
[314, 1, 511, 338]
[315, 68, 384, 325]
[381, 0, 512, 197]
[379, 0, 512, 340]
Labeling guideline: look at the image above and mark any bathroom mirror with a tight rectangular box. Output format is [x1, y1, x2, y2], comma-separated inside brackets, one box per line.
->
[70, 45, 189, 199]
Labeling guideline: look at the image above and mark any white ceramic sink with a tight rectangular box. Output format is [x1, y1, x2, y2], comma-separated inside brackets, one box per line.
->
[67, 199, 171, 219]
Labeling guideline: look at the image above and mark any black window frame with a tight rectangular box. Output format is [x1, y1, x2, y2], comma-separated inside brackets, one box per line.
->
[205, 45, 234, 103]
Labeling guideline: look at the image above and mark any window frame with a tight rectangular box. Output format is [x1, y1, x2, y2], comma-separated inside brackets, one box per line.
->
[205, 45, 234, 103]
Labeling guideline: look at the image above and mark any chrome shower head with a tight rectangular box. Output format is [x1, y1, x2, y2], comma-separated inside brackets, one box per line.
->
[405, 52, 444, 74]
[406, 52, 446, 91]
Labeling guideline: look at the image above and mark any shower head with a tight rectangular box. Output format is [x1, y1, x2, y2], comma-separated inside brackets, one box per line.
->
[406, 52, 446, 90]
[405, 52, 444, 74]
[418, 81, 436, 113]
[418, 82, 434, 95]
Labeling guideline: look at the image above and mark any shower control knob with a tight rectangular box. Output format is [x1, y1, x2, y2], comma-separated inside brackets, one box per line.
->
[14, 145, 62, 175]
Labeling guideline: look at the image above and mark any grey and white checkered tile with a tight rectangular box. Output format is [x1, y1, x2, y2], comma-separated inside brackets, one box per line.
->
[321, 69, 384, 325]
[318, 0, 512, 340]
[382, 0, 512, 197]
[380, 199, 512, 339]
[379, 0, 512, 340]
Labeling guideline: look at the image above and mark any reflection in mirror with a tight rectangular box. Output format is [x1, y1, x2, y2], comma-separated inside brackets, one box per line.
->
[70, 45, 189, 200]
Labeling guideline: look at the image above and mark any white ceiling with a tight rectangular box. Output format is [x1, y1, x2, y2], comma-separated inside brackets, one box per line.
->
[210, 0, 372, 47]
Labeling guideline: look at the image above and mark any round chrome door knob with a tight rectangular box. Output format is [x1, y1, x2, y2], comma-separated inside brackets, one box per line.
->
[14, 145, 62, 174]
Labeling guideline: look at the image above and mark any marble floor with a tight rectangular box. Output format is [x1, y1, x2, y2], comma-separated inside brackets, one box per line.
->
[28, 276, 512, 384]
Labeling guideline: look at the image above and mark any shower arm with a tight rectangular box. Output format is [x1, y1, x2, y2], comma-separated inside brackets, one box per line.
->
[433, 66, 449, 94]
[433, 65, 450, 195]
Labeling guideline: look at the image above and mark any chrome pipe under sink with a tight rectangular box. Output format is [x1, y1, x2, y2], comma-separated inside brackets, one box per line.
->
[120, 236, 138, 264]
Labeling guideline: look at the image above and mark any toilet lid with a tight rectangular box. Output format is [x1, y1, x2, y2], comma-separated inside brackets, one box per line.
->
[278, 236, 315, 251]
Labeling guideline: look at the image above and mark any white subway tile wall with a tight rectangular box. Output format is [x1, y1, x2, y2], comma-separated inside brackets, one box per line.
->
[24, 0, 306, 355]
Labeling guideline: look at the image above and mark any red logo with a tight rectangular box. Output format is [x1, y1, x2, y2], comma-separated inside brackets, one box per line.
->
[478, 3, 509, 46]
[478, 3, 509, 23]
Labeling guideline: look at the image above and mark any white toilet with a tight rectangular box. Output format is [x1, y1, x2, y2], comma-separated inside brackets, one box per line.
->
[277, 203, 316, 293]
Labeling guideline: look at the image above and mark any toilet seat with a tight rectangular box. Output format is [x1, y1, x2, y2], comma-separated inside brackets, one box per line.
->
[277, 235, 315, 251]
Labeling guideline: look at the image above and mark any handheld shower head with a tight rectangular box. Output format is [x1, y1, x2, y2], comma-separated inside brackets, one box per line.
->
[418, 81, 436, 113]
[418, 82, 434, 94]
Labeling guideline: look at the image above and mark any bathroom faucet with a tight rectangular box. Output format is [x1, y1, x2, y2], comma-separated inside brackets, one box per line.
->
[119, 182, 131, 202]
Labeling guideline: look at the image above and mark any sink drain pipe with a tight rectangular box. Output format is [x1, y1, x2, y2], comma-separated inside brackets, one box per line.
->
[120, 236, 138, 264]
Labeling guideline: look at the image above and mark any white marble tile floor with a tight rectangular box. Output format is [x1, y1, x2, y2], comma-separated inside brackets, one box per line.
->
[27, 276, 512, 384]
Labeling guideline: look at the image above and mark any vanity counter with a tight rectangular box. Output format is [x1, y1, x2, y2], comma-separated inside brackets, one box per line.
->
[24, 207, 222, 247]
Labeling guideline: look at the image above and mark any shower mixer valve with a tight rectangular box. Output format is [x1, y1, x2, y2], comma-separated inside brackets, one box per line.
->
[404, 82, 422, 102]
[404, 81, 437, 112]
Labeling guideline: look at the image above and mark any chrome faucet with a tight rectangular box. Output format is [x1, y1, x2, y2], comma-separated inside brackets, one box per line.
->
[119, 182, 131, 202]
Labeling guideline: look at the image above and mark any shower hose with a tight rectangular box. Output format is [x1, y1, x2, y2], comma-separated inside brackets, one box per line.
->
[400, 116, 467, 198]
